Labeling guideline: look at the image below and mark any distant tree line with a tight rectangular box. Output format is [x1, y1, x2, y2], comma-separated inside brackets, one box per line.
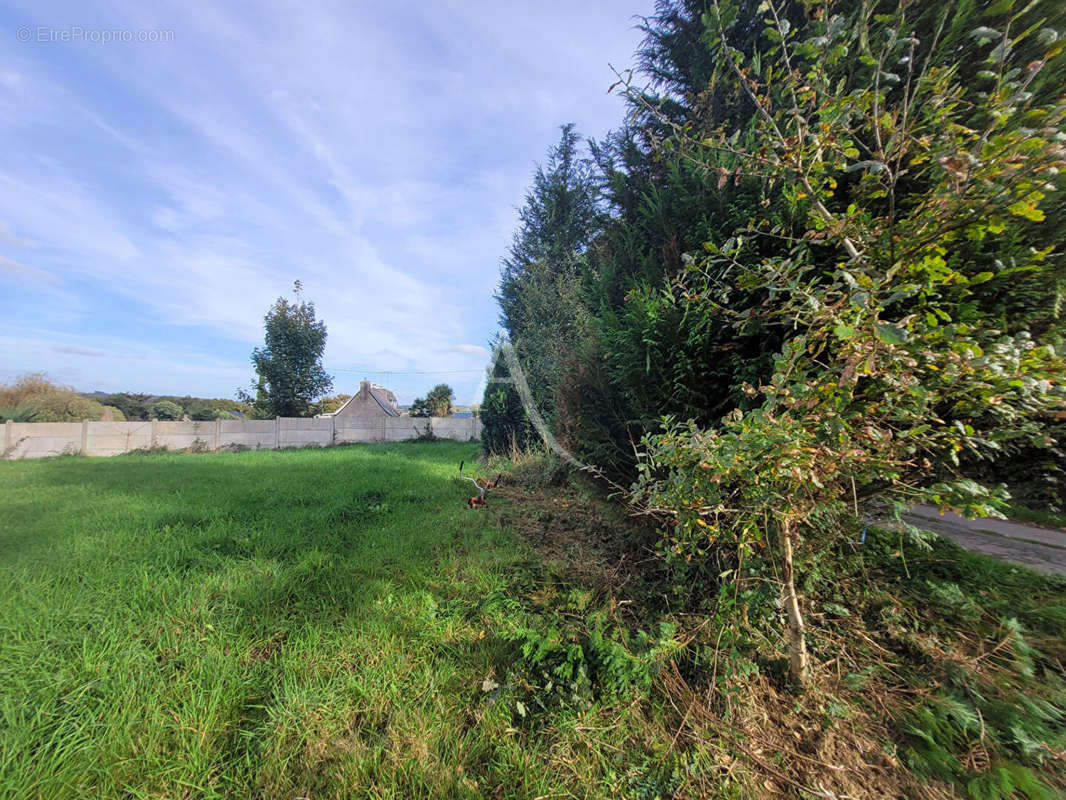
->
[85, 393, 252, 421]
[0, 375, 256, 423]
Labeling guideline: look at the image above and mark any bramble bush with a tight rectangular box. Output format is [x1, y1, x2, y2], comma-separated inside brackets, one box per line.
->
[626, 0, 1066, 683]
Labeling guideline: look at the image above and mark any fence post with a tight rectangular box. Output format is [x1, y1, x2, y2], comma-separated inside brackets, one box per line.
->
[214, 418, 222, 452]
[4, 419, 11, 453]
[275, 417, 281, 449]
[150, 419, 157, 449]
[81, 420, 89, 455]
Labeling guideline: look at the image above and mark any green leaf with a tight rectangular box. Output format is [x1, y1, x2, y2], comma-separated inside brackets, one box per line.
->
[874, 322, 908, 345]
[1007, 199, 1045, 221]
[822, 602, 851, 617]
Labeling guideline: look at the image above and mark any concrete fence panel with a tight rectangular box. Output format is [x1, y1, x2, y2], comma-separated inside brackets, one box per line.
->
[386, 417, 427, 442]
[155, 420, 217, 451]
[220, 419, 275, 450]
[2, 415, 482, 459]
[86, 421, 153, 456]
[6, 422, 82, 458]
[430, 417, 482, 441]
[278, 417, 334, 448]
[334, 421, 384, 444]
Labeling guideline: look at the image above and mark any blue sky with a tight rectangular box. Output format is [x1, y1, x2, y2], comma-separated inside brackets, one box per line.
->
[0, 1, 647, 405]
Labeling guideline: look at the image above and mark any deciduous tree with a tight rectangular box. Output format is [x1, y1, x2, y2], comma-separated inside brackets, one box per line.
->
[239, 281, 333, 418]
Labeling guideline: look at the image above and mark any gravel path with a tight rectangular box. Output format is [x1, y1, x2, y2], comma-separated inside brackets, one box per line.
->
[902, 505, 1066, 577]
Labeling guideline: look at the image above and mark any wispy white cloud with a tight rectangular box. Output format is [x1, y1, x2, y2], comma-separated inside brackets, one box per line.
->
[0, 253, 59, 285]
[447, 344, 491, 357]
[52, 345, 106, 357]
[0, 0, 644, 399]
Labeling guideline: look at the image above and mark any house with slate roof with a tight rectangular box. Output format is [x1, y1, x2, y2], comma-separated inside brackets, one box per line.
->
[321, 380, 400, 418]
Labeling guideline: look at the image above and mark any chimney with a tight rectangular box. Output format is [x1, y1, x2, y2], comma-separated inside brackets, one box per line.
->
[360, 379, 371, 393]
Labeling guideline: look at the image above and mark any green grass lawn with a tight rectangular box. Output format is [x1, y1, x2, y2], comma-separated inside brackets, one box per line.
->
[0, 443, 652, 799]
[4, 444, 1066, 800]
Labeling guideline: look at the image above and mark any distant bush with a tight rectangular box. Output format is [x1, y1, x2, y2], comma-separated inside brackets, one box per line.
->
[20, 392, 104, 422]
[0, 373, 121, 422]
[0, 373, 54, 409]
[0, 407, 37, 422]
[480, 379, 537, 456]
[149, 400, 183, 421]
[188, 404, 225, 421]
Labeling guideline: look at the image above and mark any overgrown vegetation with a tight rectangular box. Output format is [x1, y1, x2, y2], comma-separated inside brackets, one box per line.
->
[0, 373, 122, 422]
[475, 0, 1066, 794]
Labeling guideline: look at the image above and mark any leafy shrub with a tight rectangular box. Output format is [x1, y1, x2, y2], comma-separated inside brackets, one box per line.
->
[0, 407, 36, 422]
[480, 380, 537, 456]
[0, 373, 54, 409]
[19, 391, 104, 422]
[900, 664, 1066, 799]
[502, 592, 679, 716]
[188, 404, 224, 421]
[149, 400, 183, 420]
[627, 0, 1066, 687]
[0, 373, 108, 422]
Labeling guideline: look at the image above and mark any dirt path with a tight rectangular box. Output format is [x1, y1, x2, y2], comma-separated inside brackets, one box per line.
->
[902, 505, 1066, 577]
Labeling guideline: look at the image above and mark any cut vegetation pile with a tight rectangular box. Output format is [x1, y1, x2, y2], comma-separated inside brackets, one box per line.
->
[1, 445, 1064, 798]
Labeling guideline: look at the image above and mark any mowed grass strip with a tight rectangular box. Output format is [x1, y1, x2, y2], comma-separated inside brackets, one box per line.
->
[0, 443, 598, 799]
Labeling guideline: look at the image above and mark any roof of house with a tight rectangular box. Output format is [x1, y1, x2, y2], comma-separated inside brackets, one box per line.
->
[327, 381, 399, 417]
[366, 386, 400, 417]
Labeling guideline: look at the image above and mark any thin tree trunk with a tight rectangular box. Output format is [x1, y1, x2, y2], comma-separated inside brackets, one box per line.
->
[780, 517, 809, 685]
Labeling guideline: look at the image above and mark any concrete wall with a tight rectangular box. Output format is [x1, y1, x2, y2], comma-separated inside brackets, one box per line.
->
[2, 415, 483, 460]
